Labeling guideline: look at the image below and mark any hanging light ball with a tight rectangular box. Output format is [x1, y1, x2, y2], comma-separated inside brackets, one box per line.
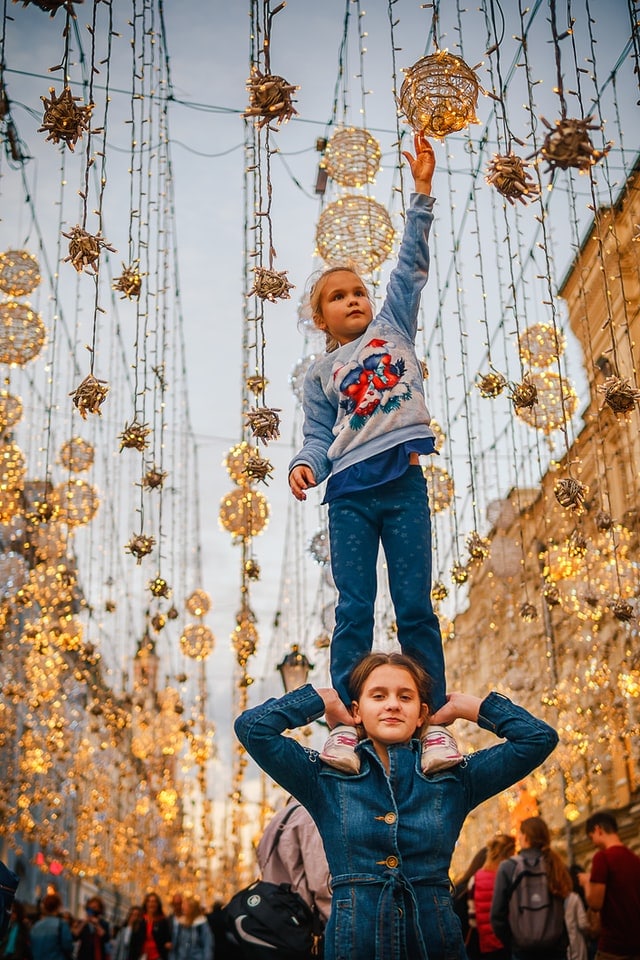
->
[477, 371, 507, 398]
[0, 550, 29, 601]
[428, 419, 446, 452]
[399, 50, 480, 139]
[422, 463, 454, 513]
[0, 441, 26, 522]
[289, 355, 316, 404]
[243, 66, 299, 129]
[185, 589, 211, 618]
[451, 562, 469, 585]
[520, 602, 538, 622]
[0, 250, 41, 297]
[431, 580, 448, 603]
[518, 323, 566, 369]
[466, 531, 490, 563]
[485, 152, 540, 205]
[554, 477, 588, 512]
[309, 527, 330, 566]
[219, 488, 269, 542]
[190, 729, 216, 765]
[55, 478, 99, 527]
[58, 437, 95, 473]
[0, 391, 23, 435]
[323, 126, 382, 187]
[316, 195, 395, 274]
[0, 299, 46, 366]
[598, 376, 640, 418]
[487, 536, 522, 580]
[180, 623, 215, 660]
[486, 498, 517, 531]
[515, 370, 578, 434]
[224, 442, 260, 486]
[231, 618, 258, 667]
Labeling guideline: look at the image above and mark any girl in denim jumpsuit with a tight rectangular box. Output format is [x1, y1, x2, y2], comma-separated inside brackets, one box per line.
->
[235, 653, 558, 960]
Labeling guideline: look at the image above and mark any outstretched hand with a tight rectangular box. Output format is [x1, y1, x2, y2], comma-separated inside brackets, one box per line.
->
[402, 132, 436, 195]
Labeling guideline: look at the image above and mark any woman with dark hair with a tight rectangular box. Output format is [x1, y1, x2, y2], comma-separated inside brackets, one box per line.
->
[491, 816, 572, 959]
[0, 902, 31, 960]
[30, 894, 73, 960]
[111, 906, 142, 960]
[130, 894, 171, 960]
[451, 846, 488, 954]
[235, 651, 558, 960]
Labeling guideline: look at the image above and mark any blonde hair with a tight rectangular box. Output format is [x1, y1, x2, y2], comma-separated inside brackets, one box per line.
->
[306, 264, 372, 354]
[182, 897, 203, 924]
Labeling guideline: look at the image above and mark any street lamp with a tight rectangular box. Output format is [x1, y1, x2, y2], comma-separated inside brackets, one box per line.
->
[277, 644, 314, 693]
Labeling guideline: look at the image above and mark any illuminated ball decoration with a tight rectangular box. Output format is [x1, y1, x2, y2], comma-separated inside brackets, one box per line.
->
[0, 300, 46, 365]
[180, 623, 215, 660]
[289, 356, 316, 404]
[323, 126, 382, 187]
[0, 441, 26, 522]
[224, 441, 259, 487]
[0, 250, 41, 297]
[186, 589, 211, 618]
[316, 195, 394, 274]
[399, 50, 480, 139]
[0, 391, 23, 433]
[58, 437, 95, 473]
[487, 536, 522, 579]
[0, 550, 29, 601]
[55, 478, 100, 527]
[422, 463, 454, 513]
[309, 527, 330, 566]
[515, 370, 578, 434]
[219, 488, 269, 542]
[518, 323, 566, 369]
[232, 618, 258, 667]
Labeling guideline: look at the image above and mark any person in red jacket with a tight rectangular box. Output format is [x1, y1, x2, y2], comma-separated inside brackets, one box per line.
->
[469, 834, 515, 959]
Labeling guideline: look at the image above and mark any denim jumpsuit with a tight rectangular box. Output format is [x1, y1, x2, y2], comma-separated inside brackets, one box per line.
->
[235, 686, 558, 960]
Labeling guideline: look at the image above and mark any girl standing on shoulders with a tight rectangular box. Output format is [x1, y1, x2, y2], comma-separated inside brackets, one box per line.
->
[289, 135, 461, 776]
[235, 651, 558, 960]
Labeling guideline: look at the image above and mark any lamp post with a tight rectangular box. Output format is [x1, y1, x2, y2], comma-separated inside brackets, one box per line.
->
[277, 644, 314, 693]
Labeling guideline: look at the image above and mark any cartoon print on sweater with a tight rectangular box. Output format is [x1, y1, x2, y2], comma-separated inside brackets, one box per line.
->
[334, 337, 412, 431]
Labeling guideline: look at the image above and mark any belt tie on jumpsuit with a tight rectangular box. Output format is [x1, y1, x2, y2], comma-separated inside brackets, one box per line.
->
[331, 870, 447, 960]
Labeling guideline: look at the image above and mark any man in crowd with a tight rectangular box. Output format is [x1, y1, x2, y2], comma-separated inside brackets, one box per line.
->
[579, 809, 640, 960]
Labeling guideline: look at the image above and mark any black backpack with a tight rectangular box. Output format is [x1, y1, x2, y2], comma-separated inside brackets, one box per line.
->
[507, 853, 566, 950]
[222, 879, 317, 960]
[221, 805, 322, 960]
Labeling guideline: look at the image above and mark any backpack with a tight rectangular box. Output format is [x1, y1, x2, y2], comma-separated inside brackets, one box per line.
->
[507, 853, 566, 950]
[222, 879, 317, 960]
[221, 805, 322, 960]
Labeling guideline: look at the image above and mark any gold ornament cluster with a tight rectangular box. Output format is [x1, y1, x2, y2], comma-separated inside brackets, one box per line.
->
[399, 50, 480, 139]
[39, 86, 94, 151]
[316, 195, 395, 274]
[243, 67, 299, 129]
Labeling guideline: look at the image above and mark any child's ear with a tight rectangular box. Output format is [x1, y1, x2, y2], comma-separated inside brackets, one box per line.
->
[351, 700, 361, 724]
[314, 313, 327, 332]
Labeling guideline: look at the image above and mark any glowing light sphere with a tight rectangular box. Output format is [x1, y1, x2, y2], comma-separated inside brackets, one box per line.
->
[224, 441, 260, 486]
[31, 522, 66, 562]
[487, 536, 522, 579]
[0, 299, 46, 365]
[55, 478, 100, 527]
[515, 370, 578, 434]
[0, 441, 26, 522]
[518, 323, 566, 369]
[190, 729, 216, 765]
[422, 463, 454, 513]
[180, 623, 214, 660]
[316, 195, 394, 274]
[219, 488, 269, 542]
[0, 549, 29, 600]
[0, 250, 41, 297]
[289, 355, 316, 404]
[186, 588, 211, 618]
[309, 527, 330, 566]
[399, 50, 480, 139]
[324, 126, 382, 187]
[0, 391, 23, 433]
[58, 436, 95, 473]
[232, 618, 258, 667]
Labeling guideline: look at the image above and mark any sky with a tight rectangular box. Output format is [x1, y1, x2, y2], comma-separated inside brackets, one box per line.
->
[1, 0, 638, 828]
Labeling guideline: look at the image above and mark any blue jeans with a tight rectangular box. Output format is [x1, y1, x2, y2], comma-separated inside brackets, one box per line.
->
[328, 466, 445, 710]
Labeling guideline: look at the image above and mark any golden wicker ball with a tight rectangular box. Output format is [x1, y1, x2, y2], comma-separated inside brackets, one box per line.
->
[186, 588, 212, 618]
[58, 436, 95, 473]
[0, 299, 46, 365]
[219, 487, 269, 542]
[0, 250, 41, 297]
[54, 478, 100, 527]
[324, 126, 382, 187]
[180, 623, 215, 660]
[224, 441, 260, 486]
[518, 323, 566, 369]
[0, 391, 23, 433]
[316, 195, 394, 274]
[422, 463, 455, 513]
[399, 50, 479, 138]
[515, 370, 578, 434]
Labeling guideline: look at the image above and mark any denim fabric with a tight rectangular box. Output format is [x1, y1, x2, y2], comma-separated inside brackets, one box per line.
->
[30, 917, 74, 960]
[235, 687, 558, 960]
[328, 466, 445, 710]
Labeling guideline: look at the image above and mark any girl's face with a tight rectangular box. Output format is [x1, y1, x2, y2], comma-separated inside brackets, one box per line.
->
[352, 664, 428, 760]
[315, 270, 373, 345]
[145, 895, 160, 916]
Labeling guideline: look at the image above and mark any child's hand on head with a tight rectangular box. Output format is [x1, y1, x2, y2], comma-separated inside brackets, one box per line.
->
[289, 464, 317, 501]
[402, 133, 436, 195]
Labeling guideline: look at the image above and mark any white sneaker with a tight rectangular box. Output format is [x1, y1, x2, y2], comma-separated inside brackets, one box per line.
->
[320, 725, 360, 774]
[421, 725, 463, 774]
